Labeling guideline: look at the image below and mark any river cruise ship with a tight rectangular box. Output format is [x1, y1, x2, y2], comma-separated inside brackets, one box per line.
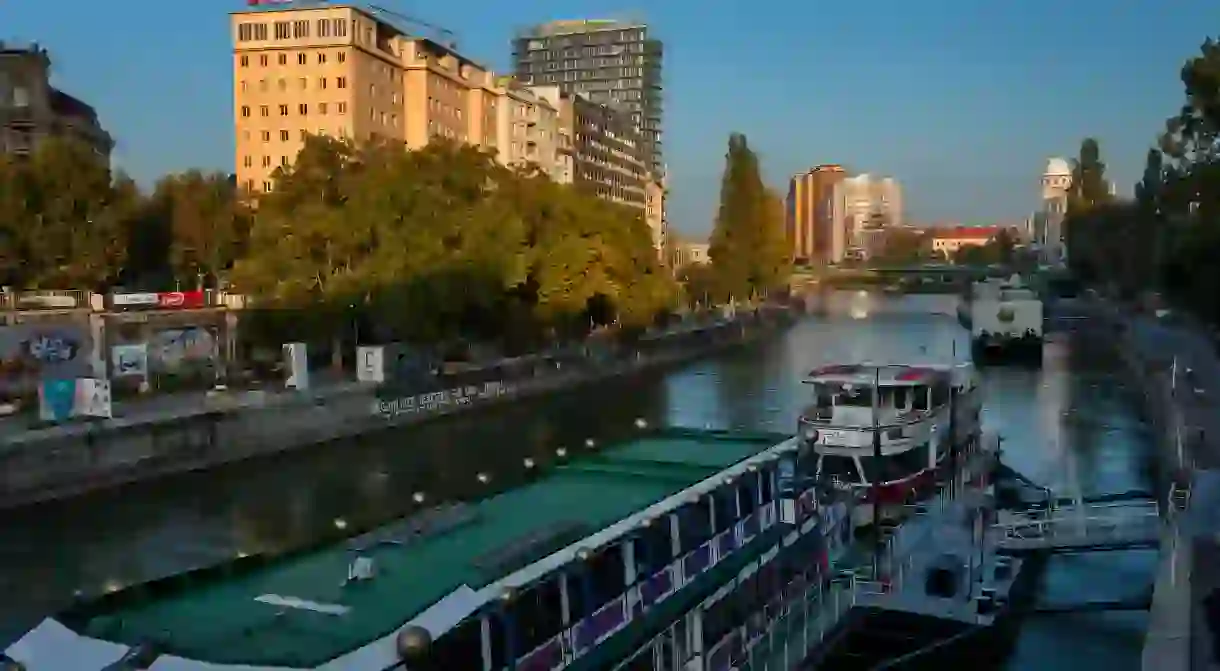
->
[797, 362, 983, 526]
[4, 428, 854, 671]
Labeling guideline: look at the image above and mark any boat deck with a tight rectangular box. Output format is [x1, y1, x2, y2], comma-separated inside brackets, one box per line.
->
[50, 429, 787, 669]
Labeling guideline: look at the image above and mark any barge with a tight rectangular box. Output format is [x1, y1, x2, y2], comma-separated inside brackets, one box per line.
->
[3, 428, 856, 671]
[963, 276, 1043, 365]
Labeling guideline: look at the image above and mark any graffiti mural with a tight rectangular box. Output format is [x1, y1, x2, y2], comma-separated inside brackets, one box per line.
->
[0, 324, 92, 394]
[148, 327, 217, 374]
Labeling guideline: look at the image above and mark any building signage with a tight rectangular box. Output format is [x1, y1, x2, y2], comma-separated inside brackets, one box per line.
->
[15, 292, 77, 309]
[111, 293, 160, 307]
[376, 380, 509, 418]
[158, 291, 205, 309]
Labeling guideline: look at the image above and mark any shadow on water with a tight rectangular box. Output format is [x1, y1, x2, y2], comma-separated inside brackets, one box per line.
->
[0, 293, 1158, 667]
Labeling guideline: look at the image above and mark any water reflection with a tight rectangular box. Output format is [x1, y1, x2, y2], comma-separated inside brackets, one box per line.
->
[0, 293, 1155, 669]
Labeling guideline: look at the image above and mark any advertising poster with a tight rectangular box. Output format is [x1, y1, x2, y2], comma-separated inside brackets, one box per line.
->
[283, 342, 309, 390]
[38, 379, 77, 422]
[75, 378, 113, 419]
[111, 343, 149, 378]
[357, 346, 385, 383]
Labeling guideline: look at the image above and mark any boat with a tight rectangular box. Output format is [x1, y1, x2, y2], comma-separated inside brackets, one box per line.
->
[4, 428, 856, 671]
[963, 275, 1043, 365]
[797, 362, 983, 527]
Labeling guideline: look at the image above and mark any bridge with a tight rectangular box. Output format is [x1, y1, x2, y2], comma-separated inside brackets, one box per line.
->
[788, 264, 1023, 293]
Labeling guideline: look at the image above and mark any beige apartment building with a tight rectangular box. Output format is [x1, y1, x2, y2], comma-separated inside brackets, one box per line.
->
[494, 77, 565, 182]
[231, 3, 503, 192]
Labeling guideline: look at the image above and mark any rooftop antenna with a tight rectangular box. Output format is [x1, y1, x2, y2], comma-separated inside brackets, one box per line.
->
[366, 4, 459, 50]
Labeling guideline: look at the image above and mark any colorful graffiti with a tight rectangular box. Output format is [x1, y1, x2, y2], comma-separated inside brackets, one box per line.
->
[0, 324, 91, 393]
[148, 327, 217, 374]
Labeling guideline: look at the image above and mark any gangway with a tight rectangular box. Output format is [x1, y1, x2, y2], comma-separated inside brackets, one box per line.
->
[994, 500, 1162, 554]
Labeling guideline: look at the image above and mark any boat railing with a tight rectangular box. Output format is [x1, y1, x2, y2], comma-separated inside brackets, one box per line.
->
[515, 490, 821, 671]
[798, 413, 938, 449]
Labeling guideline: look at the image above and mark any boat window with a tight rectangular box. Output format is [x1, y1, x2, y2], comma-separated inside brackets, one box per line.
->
[818, 455, 862, 484]
[712, 487, 738, 532]
[431, 615, 485, 670]
[701, 591, 737, 652]
[857, 447, 928, 485]
[676, 500, 712, 552]
[884, 385, 910, 411]
[912, 385, 929, 411]
[488, 613, 508, 670]
[633, 518, 675, 576]
[738, 481, 758, 517]
[512, 577, 565, 653]
[759, 469, 774, 505]
[931, 381, 949, 407]
[585, 544, 626, 613]
[813, 383, 834, 409]
[835, 384, 874, 408]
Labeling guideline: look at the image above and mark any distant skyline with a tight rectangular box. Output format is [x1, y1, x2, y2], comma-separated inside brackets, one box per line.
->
[7, 0, 1218, 237]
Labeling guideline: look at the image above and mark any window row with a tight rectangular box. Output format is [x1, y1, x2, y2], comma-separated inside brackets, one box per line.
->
[238, 51, 346, 68]
[239, 102, 349, 118]
[240, 76, 348, 93]
[236, 18, 349, 42]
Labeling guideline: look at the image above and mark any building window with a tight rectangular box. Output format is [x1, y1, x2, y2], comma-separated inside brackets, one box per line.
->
[390, 113, 397, 126]
[337, 51, 346, 62]
[318, 19, 330, 38]
[279, 104, 289, 116]
[243, 156, 253, 167]
[299, 103, 308, 115]
[281, 156, 289, 166]
[279, 130, 289, 141]
[259, 79, 268, 91]
[299, 77, 307, 89]
[239, 55, 249, 67]
[263, 181, 273, 191]
[261, 131, 270, 141]
[298, 53, 307, 65]
[318, 53, 327, 64]
[300, 129, 309, 141]
[333, 19, 346, 37]
[240, 80, 248, 92]
[259, 54, 268, 66]
[262, 156, 271, 167]
[260, 105, 269, 117]
[319, 77, 327, 89]
[337, 76, 347, 88]
[278, 54, 287, 66]
[337, 102, 347, 114]
[293, 20, 309, 38]
[274, 21, 290, 40]
[240, 105, 250, 117]
[318, 102, 328, 114]
[238, 23, 254, 41]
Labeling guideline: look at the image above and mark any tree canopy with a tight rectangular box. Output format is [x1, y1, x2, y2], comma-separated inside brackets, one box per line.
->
[707, 133, 791, 301]
[1066, 35, 1220, 320]
[0, 134, 675, 350]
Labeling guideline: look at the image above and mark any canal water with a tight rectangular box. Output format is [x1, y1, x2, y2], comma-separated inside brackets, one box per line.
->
[0, 292, 1155, 669]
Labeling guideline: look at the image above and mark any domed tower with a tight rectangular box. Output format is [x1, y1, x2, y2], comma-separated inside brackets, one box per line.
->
[1041, 157, 1073, 201]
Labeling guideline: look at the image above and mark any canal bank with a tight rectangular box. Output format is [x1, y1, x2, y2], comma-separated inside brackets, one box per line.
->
[0, 307, 795, 511]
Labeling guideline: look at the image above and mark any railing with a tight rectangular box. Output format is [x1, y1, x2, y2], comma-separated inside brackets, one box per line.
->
[514, 494, 821, 671]
[797, 410, 941, 449]
[995, 501, 1162, 551]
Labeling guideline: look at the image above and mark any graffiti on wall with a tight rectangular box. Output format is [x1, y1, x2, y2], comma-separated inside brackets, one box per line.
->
[0, 324, 92, 393]
[148, 327, 217, 374]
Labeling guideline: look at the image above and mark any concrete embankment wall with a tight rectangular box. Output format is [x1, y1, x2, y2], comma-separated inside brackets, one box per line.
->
[0, 310, 796, 509]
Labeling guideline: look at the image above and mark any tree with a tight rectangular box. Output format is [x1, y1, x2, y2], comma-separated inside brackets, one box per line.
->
[155, 170, 250, 288]
[708, 133, 789, 302]
[874, 229, 931, 266]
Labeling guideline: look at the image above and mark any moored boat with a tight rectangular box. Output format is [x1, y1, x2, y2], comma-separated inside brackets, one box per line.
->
[4, 428, 855, 671]
[797, 362, 983, 527]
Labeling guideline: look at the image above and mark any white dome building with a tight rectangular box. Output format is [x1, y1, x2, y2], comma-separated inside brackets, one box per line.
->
[1042, 157, 1072, 200]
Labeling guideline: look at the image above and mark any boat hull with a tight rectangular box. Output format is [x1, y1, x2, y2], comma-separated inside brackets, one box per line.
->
[971, 332, 1043, 366]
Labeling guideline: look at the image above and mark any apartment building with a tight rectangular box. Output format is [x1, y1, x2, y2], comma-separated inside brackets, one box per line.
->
[512, 20, 663, 177]
[231, 3, 503, 192]
[645, 177, 667, 261]
[785, 164, 846, 265]
[494, 76, 564, 182]
[0, 42, 112, 159]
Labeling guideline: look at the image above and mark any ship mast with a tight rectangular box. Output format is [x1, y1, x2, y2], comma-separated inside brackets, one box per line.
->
[871, 365, 882, 578]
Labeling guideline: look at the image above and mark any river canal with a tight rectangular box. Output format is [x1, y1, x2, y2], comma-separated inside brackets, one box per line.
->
[0, 292, 1155, 669]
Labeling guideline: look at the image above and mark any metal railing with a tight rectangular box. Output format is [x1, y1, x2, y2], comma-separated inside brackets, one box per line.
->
[995, 501, 1162, 552]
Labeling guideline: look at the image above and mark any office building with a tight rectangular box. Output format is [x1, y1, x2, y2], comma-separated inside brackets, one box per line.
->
[0, 42, 112, 159]
[511, 19, 663, 177]
[785, 165, 846, 265]
[230, 3, 504, 193]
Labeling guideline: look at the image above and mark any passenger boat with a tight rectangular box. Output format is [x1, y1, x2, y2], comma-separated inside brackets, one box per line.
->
[4, 428, 855, 671]
[797, 362, 983, 527]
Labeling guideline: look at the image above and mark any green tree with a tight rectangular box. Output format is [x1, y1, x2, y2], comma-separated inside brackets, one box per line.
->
[155, 170, 250, 288]
[708, 133, 787, 302]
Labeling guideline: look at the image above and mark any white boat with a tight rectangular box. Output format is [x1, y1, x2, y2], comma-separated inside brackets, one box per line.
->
[965, 275, 1043, 363]
[797, 362, 983, 526]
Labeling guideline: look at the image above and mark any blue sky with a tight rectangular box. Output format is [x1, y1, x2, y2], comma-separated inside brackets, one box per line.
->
[8, 0, 1218, 236]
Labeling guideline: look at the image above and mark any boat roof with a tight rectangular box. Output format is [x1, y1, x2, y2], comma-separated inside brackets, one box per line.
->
[48, 429, 788, 669]
[804, 363, 951, 386]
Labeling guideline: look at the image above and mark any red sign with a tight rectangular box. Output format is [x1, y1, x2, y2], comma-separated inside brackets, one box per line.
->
[157, 291, 205, 309]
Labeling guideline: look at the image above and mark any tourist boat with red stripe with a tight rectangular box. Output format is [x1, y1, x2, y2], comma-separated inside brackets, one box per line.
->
[797, 362, 983, 527]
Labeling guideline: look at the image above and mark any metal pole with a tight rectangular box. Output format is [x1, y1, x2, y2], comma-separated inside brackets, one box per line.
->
[871, 366, 882, 578]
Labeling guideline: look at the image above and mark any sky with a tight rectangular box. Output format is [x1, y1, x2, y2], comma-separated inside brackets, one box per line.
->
[7, 0, 1219, 237]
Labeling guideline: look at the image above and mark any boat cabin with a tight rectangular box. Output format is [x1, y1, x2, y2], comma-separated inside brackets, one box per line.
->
[801, 364, 954, 429]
